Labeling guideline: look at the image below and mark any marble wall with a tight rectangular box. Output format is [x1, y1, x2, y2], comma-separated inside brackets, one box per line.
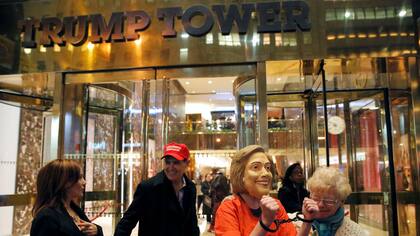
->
[13, 109, 43, 235]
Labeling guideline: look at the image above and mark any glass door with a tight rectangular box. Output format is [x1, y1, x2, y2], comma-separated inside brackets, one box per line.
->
[320, 90, 393, 235]
[63, 69, 156, 235]
[266, 89, 396, 235]
[266, 93, 310, 184]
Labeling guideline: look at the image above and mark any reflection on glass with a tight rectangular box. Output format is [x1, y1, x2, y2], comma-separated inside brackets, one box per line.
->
[267, 96, 305, 179]
[320, 91, 390, 234]
[391, 95, 417, 235]
[162, 67, 247, 184]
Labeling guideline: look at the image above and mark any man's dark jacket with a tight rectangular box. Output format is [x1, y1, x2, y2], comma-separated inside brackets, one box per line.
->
[114, 171, 200, 236]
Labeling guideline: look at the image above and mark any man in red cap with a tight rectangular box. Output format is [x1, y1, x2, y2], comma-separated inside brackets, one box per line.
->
[114, 142, 199, 236]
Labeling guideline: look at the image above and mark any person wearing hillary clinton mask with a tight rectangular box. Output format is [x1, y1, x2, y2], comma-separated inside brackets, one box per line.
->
[114, 142, 199, 236]
[215, 145, 296, 236]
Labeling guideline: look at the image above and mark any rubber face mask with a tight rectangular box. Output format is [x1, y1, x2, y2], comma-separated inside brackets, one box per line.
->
[243, 152, 273, 199]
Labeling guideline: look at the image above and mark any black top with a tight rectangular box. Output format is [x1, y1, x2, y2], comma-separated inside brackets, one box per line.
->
[211, 174, 230, 203]
[114, 171, 200, 236]
[30, 201, 104, 236]
[277, 184, 310, 213]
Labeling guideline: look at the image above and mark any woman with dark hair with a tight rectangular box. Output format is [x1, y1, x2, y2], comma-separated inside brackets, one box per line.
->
[277, 163, 310, 213]
[31, 159, 103, 236]
[215, 145, 296, 235]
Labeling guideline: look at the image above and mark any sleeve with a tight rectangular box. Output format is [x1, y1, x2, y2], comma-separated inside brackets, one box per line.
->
[95, 224, 104, 236]
[114, 183, 147, 236]
[214, 200, 241, 236]
[191, 186, 200, 236]
[30, 212, 60, 236]
[277, 187, 294, 213]
[276, 200, 297, 236]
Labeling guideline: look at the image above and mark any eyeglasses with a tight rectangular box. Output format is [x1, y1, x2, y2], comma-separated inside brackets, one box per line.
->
[311, 197, 339, 207]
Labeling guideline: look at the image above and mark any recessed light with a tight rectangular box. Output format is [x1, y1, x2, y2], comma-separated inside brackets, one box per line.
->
[344, 11, 351, 18]
[398, 10, 407, 17]
[208, 80, 213, 84]
[185, 81, 190, 85]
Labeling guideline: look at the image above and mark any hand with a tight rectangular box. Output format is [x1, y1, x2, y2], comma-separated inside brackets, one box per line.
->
[78, 220, 98, 236]
[260, 195, 279, 226]
[302, 197, 319, 220]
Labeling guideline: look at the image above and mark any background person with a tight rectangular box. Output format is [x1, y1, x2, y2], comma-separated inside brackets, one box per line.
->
[215, 145, 296, 236]
[201, 172, 213, 223]
[208, 170, 230, 232]
[196, 174, 204, 214]
[299, 167, 368, 236]
[277, 163, 309, 213]
[114, 142, 200, 236]
[31, 159, 103, 236]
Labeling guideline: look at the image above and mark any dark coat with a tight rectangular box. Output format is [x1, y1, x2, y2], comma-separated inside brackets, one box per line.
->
[30, 201, 104, 236]
[211, 174, 230, 203]
[114, 171, 200, 236]
[201, 181, 212, 214]
[277, 184, 310, 213]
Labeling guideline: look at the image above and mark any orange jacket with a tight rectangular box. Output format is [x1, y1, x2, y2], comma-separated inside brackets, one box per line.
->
[215, 195, 297, 236]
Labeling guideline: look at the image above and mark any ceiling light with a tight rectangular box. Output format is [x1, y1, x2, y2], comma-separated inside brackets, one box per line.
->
[87, 42, 94, 50]
[185, 81, 190, 85]
[212, 90, 216, 93]
[398, 10, 407, 17]
[344, 11, 351, 18]
[134, 38, 142, 46]
[208, 80, 213, 84]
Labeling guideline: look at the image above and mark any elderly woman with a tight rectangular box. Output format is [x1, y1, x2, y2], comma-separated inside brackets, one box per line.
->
[31, 159, 103, 236]
[299, 167, 367, 236]
[215, 145, 296, 236]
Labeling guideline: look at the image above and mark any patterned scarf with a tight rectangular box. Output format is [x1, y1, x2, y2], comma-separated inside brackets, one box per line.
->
[312, 207, 344, 236]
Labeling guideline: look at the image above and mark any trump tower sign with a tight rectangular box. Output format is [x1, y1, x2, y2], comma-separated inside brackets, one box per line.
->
[19, 1, 311, 48]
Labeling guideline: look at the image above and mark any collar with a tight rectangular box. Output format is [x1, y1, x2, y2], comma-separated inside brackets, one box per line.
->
[154, 170, 191, 187]
[181, 176, 187, 188]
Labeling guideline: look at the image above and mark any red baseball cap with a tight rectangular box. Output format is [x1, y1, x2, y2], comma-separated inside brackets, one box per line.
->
[162, 142, 190, 161]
